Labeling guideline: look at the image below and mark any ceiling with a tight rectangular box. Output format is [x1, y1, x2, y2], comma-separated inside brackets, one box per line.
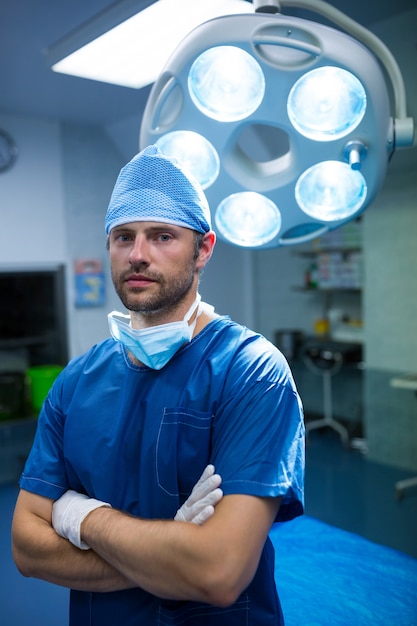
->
[0, 0, 416, 167]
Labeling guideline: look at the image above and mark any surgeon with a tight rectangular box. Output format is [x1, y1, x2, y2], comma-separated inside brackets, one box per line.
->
[12, 145, 305, 625]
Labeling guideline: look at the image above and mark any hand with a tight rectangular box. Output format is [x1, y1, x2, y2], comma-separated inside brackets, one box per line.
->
[175, 464, 223, 525]
[52, 490, 111, 550]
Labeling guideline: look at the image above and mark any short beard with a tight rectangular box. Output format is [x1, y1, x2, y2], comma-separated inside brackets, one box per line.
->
[112, 264, 196, 317]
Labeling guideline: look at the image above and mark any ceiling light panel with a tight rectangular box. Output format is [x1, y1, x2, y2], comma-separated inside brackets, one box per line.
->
[48, 0, 254, 89]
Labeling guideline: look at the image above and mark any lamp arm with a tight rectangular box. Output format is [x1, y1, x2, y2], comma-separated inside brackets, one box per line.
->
[278, 0, 409, 123]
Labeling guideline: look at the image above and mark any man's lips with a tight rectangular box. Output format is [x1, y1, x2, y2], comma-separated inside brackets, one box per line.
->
[124, 274, 156, 288]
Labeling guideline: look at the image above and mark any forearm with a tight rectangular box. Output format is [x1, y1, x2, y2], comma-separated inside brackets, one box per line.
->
[82, 506, 226, 604]
[14, 529, 133, 592]
[12, 494, 134, 592]
[81, 495, 275, 606]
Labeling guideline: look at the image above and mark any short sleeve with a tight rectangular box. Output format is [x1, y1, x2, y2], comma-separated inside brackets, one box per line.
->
[210, 343, 305, 522]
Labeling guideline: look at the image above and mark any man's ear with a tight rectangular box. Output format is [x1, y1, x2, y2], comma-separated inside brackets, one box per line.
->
[197, 231, 216, 270]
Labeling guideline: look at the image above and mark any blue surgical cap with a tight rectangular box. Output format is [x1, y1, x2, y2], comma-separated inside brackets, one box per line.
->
[105, 145, 211, 234]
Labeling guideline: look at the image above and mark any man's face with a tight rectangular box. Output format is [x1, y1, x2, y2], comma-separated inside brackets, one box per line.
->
[109, 221, 200, 317]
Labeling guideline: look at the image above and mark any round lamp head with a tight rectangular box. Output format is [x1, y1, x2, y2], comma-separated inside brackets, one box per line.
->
[141, 11, 394, 248]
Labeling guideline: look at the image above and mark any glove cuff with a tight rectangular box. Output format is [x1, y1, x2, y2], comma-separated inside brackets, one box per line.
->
[52, 490, 112, 551]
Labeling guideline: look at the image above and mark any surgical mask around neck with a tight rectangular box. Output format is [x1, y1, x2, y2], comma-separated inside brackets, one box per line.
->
[108, 295, 202, 370]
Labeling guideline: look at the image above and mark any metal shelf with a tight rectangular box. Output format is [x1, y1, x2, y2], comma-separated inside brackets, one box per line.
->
[294, 247, 362, 257]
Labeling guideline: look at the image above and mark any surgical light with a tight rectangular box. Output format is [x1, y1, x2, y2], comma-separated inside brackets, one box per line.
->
[287, 66, 367, 141]
[295, 161, 367, 221]
[155, 131, 220, 189]
[188, 46, 265, 122]
[215, 192, 282, 247]
[140, 0, 415, 248]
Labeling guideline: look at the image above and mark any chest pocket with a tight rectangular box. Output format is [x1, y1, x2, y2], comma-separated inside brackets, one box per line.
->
[157, 597, 250, 625]
[156, 408, 213, 498]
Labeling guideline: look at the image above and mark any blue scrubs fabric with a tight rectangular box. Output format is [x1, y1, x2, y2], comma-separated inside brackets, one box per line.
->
[21, 317, 305, 625]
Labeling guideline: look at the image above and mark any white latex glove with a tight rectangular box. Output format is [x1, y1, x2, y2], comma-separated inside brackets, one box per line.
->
[175, 464, 223, 525]
[52, 490, 111, 550]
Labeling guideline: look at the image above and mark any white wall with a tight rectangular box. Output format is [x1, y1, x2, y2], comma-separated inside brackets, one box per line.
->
[59, 122, 125, 357]
[364, 170, 417, 373]
[0, 114, 67, 266]
[362, 168, 417, 471]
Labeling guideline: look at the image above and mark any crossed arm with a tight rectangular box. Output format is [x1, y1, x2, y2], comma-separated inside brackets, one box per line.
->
[12, 488, 281, 607]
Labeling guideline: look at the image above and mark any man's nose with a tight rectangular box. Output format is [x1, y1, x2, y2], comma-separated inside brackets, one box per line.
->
[128, 235, 150, 265]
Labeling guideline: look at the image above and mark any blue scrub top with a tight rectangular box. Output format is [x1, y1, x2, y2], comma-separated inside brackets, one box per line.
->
[21, 316, 305, 625]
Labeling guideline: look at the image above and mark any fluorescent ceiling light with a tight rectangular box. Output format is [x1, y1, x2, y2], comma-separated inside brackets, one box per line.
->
[49, 0, 254, 89]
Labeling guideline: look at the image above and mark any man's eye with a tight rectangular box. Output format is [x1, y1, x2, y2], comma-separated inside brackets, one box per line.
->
[158, 234, 172, 242]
